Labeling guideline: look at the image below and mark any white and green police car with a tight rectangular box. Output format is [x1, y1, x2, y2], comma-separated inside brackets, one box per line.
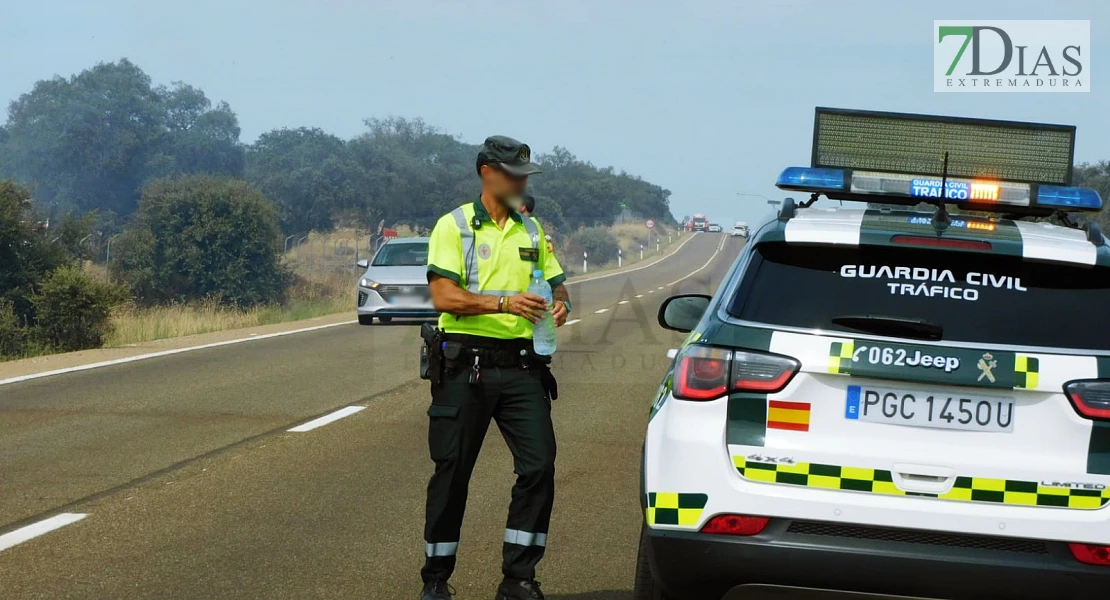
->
[636, 108, 1110, 600]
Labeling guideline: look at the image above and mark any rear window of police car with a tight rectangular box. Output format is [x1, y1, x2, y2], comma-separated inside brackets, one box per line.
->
[728, 242, 1110, 351]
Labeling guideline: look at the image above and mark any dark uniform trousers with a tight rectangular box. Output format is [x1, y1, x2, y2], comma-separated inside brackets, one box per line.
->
[422, 358, 557, 582]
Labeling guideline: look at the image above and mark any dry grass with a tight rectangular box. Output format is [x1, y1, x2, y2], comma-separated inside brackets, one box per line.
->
[558, 221, 682, 277]
[105, 273, 353, 347]
[96, 235, 367, 347]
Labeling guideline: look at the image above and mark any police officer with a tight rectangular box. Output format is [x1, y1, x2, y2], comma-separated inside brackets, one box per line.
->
[517, 195, 554, 256]
[420, 136, 571, 600]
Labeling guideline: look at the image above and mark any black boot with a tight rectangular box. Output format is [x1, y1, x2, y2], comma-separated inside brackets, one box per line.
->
[421, 580, 454, 600]
[494, 578, 544, 600]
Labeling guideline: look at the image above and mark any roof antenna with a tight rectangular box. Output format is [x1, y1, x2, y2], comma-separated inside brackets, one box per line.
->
[933, 151, 951, 235]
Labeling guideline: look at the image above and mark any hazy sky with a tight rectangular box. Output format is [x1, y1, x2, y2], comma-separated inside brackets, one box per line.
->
[4, 0, 1107, 225]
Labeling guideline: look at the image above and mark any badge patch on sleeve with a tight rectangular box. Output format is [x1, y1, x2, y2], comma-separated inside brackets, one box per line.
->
[518, 247, 539, 262]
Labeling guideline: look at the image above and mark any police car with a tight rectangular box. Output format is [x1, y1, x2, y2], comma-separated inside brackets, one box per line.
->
[635, 108, 1110, 600]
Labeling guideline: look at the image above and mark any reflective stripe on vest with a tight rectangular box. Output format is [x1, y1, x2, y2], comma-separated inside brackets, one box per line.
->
[450, 207, 480, 293]
[450, 206, 540, 295]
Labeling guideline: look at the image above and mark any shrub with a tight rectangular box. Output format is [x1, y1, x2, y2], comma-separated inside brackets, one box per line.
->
[569, 226, 620, 266]
[111, 175, 288, 308]
[31, 266, 125, 352]
[0, 300, 26, 358]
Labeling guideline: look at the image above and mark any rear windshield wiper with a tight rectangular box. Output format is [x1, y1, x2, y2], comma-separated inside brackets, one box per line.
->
[830, 315, 944, 341]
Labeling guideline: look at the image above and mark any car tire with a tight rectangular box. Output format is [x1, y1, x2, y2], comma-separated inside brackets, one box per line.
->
[378, 316, 393, 324]
[633, 525, 677, 600]
[358, 315, 374, 326]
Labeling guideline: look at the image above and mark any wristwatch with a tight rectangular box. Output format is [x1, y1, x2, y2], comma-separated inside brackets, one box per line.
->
[560, 299, 572, 313]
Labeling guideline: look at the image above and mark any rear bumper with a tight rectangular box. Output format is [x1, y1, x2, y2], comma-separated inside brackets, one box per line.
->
[645, 520, 1110, 600]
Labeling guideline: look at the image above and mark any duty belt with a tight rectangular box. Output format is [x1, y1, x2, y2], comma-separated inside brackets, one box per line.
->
[442, 333, 539, 369]
[442, 333, 533, 352]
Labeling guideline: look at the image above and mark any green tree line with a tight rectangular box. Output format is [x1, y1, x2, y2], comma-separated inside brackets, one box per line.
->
[0, 59, 675, 239]
[0, 59, 676, 358]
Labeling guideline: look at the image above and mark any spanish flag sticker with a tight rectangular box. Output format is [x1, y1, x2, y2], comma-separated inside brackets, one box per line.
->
[767, 400, 811, 432]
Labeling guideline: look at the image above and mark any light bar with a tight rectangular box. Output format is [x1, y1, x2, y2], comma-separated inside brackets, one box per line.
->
[776, 167, 846, 191]
[851, 171, 1031, 208]
[774, 166, 1103, 213]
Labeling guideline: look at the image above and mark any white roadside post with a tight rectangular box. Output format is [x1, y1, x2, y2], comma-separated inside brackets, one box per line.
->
[618, 248, 622, 268]
[583, 251, 588, 273]
[640, 244, 644, 260]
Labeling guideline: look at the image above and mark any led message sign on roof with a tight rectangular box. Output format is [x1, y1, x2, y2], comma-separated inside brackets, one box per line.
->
[812, 108, 1075, 185]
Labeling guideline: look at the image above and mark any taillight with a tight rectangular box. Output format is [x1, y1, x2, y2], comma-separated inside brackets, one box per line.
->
[674, 346, 730, 400]
[673, 346, 799, 401]
[1070, 543, 1110, 566]
[733, 350, 799, 392]
[700, 514, 770, 536]
[891, 235, 992, 251]
[1064, 380, 1110, 420]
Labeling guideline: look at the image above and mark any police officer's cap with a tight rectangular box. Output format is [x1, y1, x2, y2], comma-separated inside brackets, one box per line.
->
[476, 135, 542, 177]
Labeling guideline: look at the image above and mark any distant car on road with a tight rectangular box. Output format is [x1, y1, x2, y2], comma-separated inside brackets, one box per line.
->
[356, 237, 437, 325]
[731, 221, 748, 237]
[707, 223, 723, 233]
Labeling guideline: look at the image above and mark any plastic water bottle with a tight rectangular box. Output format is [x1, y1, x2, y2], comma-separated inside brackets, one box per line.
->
[529, 269, 557, 355]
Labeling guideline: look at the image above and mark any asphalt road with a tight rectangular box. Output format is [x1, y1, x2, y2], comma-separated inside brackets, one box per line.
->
[0, 232, 743, 600]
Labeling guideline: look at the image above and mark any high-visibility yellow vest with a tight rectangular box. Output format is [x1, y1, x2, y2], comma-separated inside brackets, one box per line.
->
[427, 200, 565, 339]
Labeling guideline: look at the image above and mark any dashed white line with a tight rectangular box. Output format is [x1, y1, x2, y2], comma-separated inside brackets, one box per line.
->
[0, 320, 358, 387]
[618, 300, 629, 305]
[0, 513, 87, 552]
[594, 308, 610, 314]
[665, 233, 728, 287]
[288, 406, 366, 433]
[657, 286, 665, 290]
[565, 319, 581, 326]
[635, 294, 644, 298]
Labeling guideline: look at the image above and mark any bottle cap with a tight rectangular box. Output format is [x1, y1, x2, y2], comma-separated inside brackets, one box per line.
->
[533, 269, 543, 278]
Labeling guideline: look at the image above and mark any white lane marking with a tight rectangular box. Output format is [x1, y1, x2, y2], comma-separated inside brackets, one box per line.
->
[618, 300, 629, 305]
[565, 232, 698, 286]
[0, 513, 87, 552]
[288, 406, 366, 433]
[647, 290, 654, 294]
[635, 294, 644, 298]
[0, 320, 358, 387]
[565, 319, 581, 326]
[594, 308, 610, 314]
[665, 233, 728, 287]
[657, 286, 664, 290]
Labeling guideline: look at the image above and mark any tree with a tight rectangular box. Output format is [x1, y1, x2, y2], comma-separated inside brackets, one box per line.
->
[112, 176, 287, 307]
[146, 83, 245, 180]
[246, 128, 367, 233]
[531, 147, 673, 229]
[0, 60, 245, 219]
[349, 117, 478, 229]
[1075, 162, 1110, 231]
[0, 180, 65, 324]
